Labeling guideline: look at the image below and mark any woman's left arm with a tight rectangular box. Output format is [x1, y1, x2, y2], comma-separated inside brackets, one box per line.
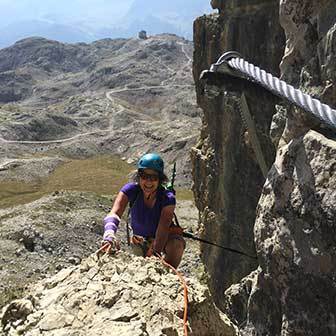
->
[153, 205, 175, 254]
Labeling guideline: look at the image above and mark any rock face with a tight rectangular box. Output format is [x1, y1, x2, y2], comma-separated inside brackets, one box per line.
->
[1, 252, 238, 336]
[239, 131, 336, 335]
[225, 130, 336, 336]
[192, 0, 336, 335]
[192, 0, 285, 304]
[275, 0, 336, 142]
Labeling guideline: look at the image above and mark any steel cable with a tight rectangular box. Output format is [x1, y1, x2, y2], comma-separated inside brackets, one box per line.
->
[225, 57, 336, 128]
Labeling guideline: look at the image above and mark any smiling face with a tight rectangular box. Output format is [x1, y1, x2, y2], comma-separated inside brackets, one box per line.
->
[138, 168, 160, 195]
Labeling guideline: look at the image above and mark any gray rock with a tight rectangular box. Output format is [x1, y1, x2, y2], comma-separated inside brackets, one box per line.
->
[192, 0, 284, 306]
[225, 130, 336, 335]
[138, 30, 147, 40]
[1, 298, 34, 328]
[68, 257, 81, 265]
[192, 1, 336, 335]
[21, 229, 36, 252]
[1, 252, 237, 335]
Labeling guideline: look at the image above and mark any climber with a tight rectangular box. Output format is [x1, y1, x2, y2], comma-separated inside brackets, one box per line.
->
[100, 153, 185, 268]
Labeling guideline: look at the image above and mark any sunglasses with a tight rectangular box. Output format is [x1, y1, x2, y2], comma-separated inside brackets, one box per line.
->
[139, 171, 159, 181]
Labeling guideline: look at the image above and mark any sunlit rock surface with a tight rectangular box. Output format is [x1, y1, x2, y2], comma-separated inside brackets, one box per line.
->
[1, 252, 238, 336]
[226, 131, 336, 335]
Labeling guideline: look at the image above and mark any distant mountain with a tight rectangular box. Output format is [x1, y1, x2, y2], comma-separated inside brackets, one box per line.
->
[0, 34, 199, 189]
[0, 20, 93, 49]
[0, 1, 211, 48]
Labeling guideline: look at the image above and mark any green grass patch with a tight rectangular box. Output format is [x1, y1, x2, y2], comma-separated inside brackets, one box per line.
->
[0, 155, 194, 208]
[0, 155, 133, 209]
[44, 155, 132, 194]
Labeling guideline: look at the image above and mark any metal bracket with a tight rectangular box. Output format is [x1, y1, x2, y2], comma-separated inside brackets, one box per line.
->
[199, 51, 269, 178]
[200, 51, 246, 80]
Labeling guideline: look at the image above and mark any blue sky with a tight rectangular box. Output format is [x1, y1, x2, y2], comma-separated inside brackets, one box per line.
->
[0, 0, 212, 47]
[0, 0, 134, 28]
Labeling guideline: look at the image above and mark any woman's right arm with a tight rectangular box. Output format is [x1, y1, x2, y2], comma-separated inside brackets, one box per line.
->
[102, 191, 129, 244]
[109, 191, 129, 218]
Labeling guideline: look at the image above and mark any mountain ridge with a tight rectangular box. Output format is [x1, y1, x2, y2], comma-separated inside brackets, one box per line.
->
[0, 33, 199, 190]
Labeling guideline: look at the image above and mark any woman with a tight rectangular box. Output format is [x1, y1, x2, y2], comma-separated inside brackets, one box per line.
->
[102, 153, 185, 268]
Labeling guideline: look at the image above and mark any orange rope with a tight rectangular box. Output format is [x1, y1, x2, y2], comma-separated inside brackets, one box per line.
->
[155, 253, 189, 336]
[95, 242, 116, 256]
[96, 242, 110, 255]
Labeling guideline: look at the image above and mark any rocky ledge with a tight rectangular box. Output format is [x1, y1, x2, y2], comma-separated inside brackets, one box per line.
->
[1, 252, 237, 336]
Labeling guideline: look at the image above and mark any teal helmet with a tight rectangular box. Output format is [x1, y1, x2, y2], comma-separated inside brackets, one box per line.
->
[137, 153, 164, 175]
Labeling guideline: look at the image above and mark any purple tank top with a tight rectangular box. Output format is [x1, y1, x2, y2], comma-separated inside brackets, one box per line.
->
[120, 182, 176, 237]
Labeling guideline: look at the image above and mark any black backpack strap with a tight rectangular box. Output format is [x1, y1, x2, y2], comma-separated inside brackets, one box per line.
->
[126, 185, 141, 245]
[159, 186, 181, 229]
[173, 213, 181, 227]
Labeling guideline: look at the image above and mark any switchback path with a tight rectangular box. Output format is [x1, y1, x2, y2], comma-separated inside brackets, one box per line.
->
[0, 41, 194, 147]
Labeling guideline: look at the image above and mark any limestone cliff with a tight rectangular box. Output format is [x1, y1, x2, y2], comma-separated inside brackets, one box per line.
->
[192, 0, 285, 304]
[192, 0, 336, 335]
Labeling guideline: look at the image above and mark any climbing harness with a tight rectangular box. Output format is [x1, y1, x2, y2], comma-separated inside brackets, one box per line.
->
[201, 51, 336, 129]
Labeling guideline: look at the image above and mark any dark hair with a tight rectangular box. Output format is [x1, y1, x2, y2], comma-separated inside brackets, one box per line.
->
[130, 169, 168, 185]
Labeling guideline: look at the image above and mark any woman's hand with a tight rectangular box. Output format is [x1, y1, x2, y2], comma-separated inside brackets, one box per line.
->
[100, 232, 120, 254]
[154, 205, 175, 253]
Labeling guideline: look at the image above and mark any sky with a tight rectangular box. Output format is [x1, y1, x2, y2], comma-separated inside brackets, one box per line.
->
[0, 0, 134, 28]
[0, 0, 212, 47]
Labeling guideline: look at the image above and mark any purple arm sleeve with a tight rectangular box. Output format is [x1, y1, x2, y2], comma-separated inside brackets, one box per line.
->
[103, 216, 120, 241]
[104, 216, 120, 229]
